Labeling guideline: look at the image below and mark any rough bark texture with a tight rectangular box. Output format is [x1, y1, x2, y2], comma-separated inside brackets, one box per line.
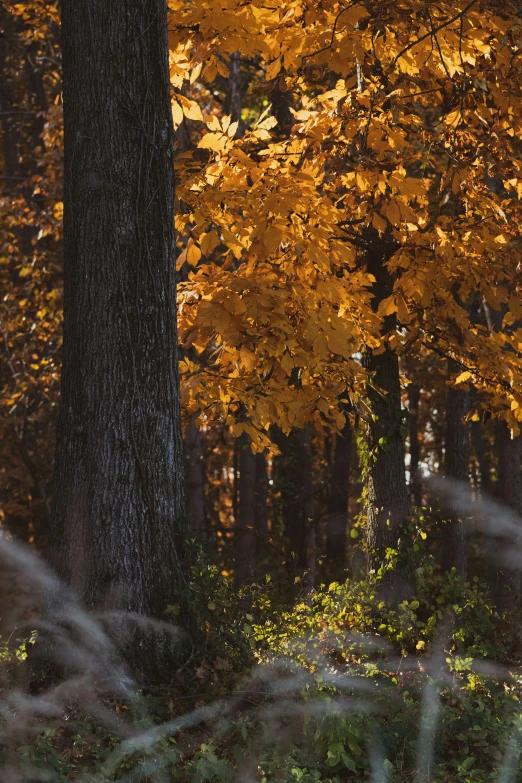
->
[234, 433, 257, 588]
[363, 230, 412, 602]
[492, 422, 522, 612]
[184, 420, 206, 536]
[442, 359, 470, 579]
[48, 0, 187, 664]
[326, 420, 352, 582]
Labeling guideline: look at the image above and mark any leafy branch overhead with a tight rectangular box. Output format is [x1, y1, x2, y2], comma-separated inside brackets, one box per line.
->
[167, 0, 522, 444]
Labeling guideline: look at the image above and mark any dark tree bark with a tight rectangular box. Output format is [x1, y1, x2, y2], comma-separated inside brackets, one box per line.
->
[470, 405, 492, 496]
[491, 422, 522, 612]
[273, 426, 316, 593]
[255, 451, 269, 540]
[47, 0, 187, 670]
[184, 420, 206, 536]
[225, 52, 245, 138]
[363, 230, 412, 602]
[0, 10, 21, 182]
[326, 419, 352, 582]
[481, 300, 521, 610]
[442, 358, 470, 579]
[407, 379, 422, 506]
[234, 432, 257, 588]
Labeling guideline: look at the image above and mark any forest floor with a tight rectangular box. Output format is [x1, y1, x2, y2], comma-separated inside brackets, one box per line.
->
[1, 545, 522, 783]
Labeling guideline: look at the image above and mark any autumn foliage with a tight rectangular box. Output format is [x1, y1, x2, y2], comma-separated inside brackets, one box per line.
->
[1, 0, 522, 592]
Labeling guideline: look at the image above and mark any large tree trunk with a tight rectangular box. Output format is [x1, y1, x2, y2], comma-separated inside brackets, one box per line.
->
[442, 359, 470, 578]
[47, 0, 187, 671]
[363, 230, 412, 602]
[492, 422, 522, 612]
[326, 419, 352, 582]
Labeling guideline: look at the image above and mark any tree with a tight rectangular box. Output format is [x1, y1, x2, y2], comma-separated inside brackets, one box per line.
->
[363, 230, 413, 601]
[184, 418, 206, 536]
[234, 431, 257, 588]
[442, 359, 470, 578]
[47, 0, 187, 671]
[273, 426, 316, 593]
[326, 414, 352, 581]
[492, 421, 522, 612]
[169, 0, 522, 597]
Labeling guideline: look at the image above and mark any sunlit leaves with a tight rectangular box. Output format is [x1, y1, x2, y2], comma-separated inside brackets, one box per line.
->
[166, 0, 522, 439]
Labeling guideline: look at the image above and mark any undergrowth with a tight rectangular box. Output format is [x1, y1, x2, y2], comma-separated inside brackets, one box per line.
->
[2, 539, 522, 782]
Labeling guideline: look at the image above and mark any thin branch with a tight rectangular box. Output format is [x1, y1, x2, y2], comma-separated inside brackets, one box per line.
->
[427, 10, 453, 82]
[390, 0, 479, 71]
[301, 1, 362, 62]
[459, 15, 467, 74]
[421, 336, 514, 394]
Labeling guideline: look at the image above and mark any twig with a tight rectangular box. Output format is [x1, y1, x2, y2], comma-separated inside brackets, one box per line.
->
[390, 0, 479, 71]
[301, 1, 363, 62]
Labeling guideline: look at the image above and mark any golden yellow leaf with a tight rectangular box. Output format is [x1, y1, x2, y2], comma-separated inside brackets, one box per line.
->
[178, 94, 204, 122]
[206, 115, 221, 132]
[263, 226, 283, 253]
[266, 56, 281, 81]
[383, 199, 401, 227]
[379, 296, 398, 317]
[308, 243, 330, 273]
[172, 100, 183, 128]
[372, 212, 387, 232]
[200, 230, 220, 256]
[198, 132, 227, 152]
[187, 242, 201, 267]
[396, 293, 410, 324]
[281, 352, 294, 374]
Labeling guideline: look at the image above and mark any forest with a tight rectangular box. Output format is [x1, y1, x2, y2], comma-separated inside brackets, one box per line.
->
[1, 0, 522, 780]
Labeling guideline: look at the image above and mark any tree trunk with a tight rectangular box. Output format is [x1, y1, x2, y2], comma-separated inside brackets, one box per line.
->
[234, 433, 257, 588]
[273, 426, 316, 594]
[0, 9, 21, 182]
[47, 0, 187, 672]
[407, 380, 422, 506]
[326, 419, 352, 582]
[471, 413, 491, 496]
[492, 422, 522, 612]
[481, 300, 521, 609]
[363, 230, 412, 602]
[225, 51, 245, 138]
[442, 359, 470, 579]
[255, 451, 269, 540]
[184, 420, 206, 536]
